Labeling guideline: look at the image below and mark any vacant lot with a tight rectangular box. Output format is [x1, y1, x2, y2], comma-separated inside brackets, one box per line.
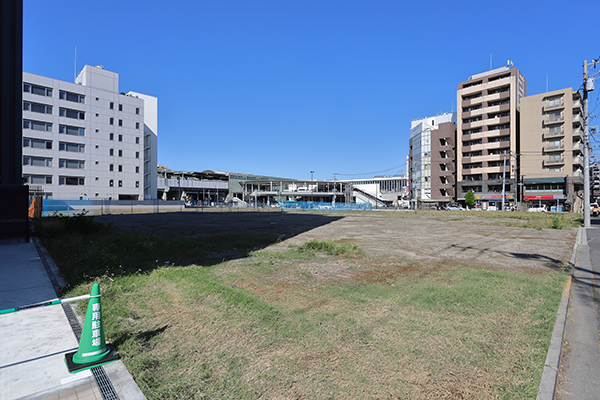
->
[44, 211, 579, 399]
[95, 210, 576, 273]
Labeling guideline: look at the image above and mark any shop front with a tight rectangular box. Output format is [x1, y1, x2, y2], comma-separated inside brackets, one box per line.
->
[524, 177, 569, 212]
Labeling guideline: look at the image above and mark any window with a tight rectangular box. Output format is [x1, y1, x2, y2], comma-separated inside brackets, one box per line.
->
[59, 159, 85, 169]
[23, 120, 52, 132]
[136, 122, 140, 129]
[118, 104, 123, 112]
[24, 175, 52, 184]
[110, 102, 114, 110]
[488, 86, 510, 95]
[23, 157, 52, 167]
[59, 91, 85, 103]
[109, 148, 114, 156]
[59, 108, 85, 120]
[136, 181, 139, 188]
[23, 101, 52, 114]
[24, 138, 52, 149]
[109, 117, 114, 125]
[135, 137, 140, 144]
[59, 176, 85, 186]
[23, 83, 52, 97]
[59, 142, 85, 153]
[135, 151, 139, 159]
[118, 180, 122, 187]
[118, 150, 123, 157]
[59, 125, 85, 136]
[109, 164, 114, 171]
[118, 134, 123, 142]
[135, 107, 140, 115]
[135, 166, 139, 173]
[118, 119, 123, 127]
[118, 165, 123, 172]
[109, 133, 114, 140]
[109, 179, 114, 187]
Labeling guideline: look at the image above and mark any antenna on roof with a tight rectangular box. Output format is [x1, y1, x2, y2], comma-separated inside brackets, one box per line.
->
[74, 47, 77, 81]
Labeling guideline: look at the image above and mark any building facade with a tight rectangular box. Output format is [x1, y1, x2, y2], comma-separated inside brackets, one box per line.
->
[520, 87, 584, 211]
[22, 65, 157, 200]
[409, 112, 456, 209]
[338, 176, 409, 208]
[456, 65, 526, 208]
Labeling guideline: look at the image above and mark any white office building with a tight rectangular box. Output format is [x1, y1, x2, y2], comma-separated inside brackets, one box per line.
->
[22, 65, 157, 200]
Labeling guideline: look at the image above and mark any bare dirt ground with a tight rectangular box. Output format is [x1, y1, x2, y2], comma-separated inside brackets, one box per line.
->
[96, 210, 576, 274]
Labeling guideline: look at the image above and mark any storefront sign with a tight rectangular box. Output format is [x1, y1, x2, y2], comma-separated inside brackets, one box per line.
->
[475, 194, 514, 200]
[524, 195, 566, 200]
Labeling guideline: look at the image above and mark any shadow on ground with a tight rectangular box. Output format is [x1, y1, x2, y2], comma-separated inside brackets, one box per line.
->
[38, 211, 345, 288]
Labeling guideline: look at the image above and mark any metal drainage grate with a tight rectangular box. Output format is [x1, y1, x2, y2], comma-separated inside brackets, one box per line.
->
[92, 366, 120, 400]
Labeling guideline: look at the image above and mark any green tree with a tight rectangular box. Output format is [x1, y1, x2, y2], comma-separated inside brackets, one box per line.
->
[465, 190, 476, 209]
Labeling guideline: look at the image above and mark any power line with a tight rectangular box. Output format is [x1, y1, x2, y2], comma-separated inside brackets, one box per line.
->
[335, 164, 407, 177]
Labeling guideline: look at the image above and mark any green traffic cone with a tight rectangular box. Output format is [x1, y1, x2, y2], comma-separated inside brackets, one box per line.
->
[64, 283, 119, 373]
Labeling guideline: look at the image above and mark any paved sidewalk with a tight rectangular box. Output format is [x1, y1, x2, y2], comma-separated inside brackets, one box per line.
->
[555, 223, 600, 399]
[0, 240, 145, 400]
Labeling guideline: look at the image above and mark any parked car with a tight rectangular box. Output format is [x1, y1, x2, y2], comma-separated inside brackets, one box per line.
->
[446, 204, 464, 211]
[528, 205, 547, 212]
[487, 205, 497, 211]
[591, 204, 600, 217]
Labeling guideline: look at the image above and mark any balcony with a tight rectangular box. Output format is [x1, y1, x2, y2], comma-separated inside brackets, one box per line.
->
[572, 99, 582, 111]
[572, 114, 583, 125]
[572, 156, 583, 166]
[544, 113, 564, 124]
[544, 98, 564, 111]
[544, 142, 564, 152]
[573, 127, 582, 138]
[544, 155, 564, 165]
[543, 126, 564, 139]
[572, 141, 583, 150]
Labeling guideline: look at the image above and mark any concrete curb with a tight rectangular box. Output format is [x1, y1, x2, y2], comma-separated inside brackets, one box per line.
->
[536, 227, 582, 400]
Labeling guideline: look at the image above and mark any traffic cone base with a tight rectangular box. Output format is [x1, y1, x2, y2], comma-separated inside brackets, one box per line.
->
[64, 283, 119, 374]
[64, 343, 119, 373]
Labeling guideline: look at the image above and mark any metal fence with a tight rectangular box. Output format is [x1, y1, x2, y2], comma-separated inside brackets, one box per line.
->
[278, 201, 372, 211]
[39, 199, 372, 216]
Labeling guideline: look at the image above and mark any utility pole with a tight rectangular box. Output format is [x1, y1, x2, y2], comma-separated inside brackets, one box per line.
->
[583, 60, 593, 227]
[501, 150, 507, 211]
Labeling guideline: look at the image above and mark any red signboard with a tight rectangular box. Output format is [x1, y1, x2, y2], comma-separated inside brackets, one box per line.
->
[524, 195, 566, 200]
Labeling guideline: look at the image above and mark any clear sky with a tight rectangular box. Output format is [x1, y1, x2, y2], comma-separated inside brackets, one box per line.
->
[23, 0, 600, 181]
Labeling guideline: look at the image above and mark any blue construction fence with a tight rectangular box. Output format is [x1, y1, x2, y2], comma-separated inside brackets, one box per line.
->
[39, 199, 185, 216]
[37, 199, 372, 216]
[278, 201, 372, 211]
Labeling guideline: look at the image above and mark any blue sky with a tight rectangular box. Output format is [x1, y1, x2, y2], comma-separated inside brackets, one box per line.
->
[24, 0, 600, 180]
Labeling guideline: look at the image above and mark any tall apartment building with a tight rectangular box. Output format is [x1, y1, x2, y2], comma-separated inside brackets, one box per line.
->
[520, 88, 583, 210]
[22, 65, 157, 200]
[456, 65, 526, 208]
[409, 112, 456, 209]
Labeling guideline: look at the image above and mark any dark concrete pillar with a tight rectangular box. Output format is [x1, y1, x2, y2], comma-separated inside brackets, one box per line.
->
[0, 0, 23, 185]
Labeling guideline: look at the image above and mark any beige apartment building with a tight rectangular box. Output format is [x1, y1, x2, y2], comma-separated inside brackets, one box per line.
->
[519, 88, 584, 211]
[456, 65, 526, 208]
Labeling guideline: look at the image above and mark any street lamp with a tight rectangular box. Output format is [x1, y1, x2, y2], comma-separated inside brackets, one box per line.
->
[310, 171, 314, 204]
